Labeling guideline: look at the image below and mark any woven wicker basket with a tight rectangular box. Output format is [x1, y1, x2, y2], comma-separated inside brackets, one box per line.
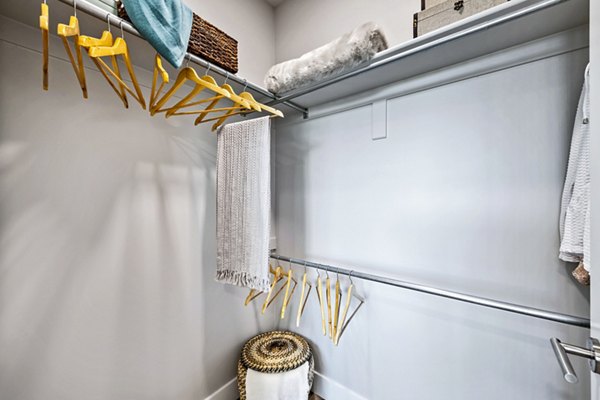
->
[116, 1, 238, 73]
[238, 331, 314, 400]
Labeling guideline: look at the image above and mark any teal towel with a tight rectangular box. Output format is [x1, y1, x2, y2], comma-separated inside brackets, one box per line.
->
[122, 0, 192, 68]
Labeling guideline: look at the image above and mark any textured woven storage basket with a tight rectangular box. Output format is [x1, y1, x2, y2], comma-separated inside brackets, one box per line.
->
[237, 331, 314, 400]
[116, 1, 238, 73]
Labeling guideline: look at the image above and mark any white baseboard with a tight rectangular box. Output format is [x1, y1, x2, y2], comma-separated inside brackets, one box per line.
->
[205, 377, 238, 400]
[312, 371, 367, 400]
[205, 371, 366, 400]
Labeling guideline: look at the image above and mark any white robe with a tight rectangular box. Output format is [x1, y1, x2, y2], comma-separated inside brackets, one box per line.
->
[559, 64, 591, 272]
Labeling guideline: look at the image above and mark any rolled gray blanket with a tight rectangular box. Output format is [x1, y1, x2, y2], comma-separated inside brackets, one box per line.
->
[264, 22, 388, 95]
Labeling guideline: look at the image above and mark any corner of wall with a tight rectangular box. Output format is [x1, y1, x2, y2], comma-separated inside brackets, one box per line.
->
[312, 371, 367, 400]
[204, 377, 238, 400]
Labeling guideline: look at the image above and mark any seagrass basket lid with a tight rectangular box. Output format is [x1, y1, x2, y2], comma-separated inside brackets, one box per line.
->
[241, 331, 312, 373]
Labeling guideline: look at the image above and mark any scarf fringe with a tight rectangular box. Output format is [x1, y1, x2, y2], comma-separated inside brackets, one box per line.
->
[216, 270, 271, 293]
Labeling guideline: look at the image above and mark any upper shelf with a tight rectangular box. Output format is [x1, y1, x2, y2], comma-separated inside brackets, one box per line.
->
[271, 0, 589, 110]
[0, 0, 309, 116]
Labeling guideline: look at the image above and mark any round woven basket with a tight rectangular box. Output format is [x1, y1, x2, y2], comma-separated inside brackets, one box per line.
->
[237, 331, 314, 400]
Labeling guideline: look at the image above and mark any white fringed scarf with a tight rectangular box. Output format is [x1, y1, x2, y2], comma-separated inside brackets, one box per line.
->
[215, 117, 271, 292]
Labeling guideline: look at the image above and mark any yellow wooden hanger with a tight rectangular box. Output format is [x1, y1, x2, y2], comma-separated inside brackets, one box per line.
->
[79, 17, 128, 108]
[151, 62, 232, 116]
[192, 73, 253, 124]
[149, 54, 169, 113]
[252, 101, 285, 119]
[280, 263, 298, 319]
[295, 263, 313, 327]
[244, 262, 277, 306]
[245, 288, 262, 305]
[88, 21, 146, 109]
[325, 268, 333, 338]
[315, 269, 327, 335]
[261, 263, 287, 314]
[332, 273, 342, 340]
[40, 0, 49, 90]
[192, 78, 257, 125]
[193, 84, 252, 123]
[207, 91, 271, 131]
[197, 81, 284, 131]
[161, 65, 250, 119]
[334, 272, 365, 346]
[196, 92, 259, 131]
[57, 0, 87, 98]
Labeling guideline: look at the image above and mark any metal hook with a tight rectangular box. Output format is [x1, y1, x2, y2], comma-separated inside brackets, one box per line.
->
[119, 20, 125, 38]
[106, 14, 111, 33]
[224, 71, 229, 85]
[303, 261, 308, 275]
[185, 54, 191, 68]
[349, 271, 354, 285]
[325, 265, 330, 278]
[73, 0, 77, 17]
[242, 79, 248, 92]
[205, 63, 212, 76]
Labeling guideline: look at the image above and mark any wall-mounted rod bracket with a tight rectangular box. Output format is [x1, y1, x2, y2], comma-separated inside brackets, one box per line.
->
[551, 337, 600, 384]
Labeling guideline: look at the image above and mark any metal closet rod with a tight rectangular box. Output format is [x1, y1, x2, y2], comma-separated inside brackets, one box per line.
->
[267, 0, 571, 105]
[54, 0, 309, 117]
[269, 254, 590, 328]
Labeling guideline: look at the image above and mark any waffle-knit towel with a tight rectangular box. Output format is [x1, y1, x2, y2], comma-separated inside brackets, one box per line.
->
[216, 117, 271, 292]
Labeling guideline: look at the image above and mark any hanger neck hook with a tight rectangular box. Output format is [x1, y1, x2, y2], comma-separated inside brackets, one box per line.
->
[185, 54, 191, 68]
[349, 271, 354, 285]
[73, 0, 77, 17]
[325, 266, 329, 278]
[205, 63, 211, 76]
[106, 14, 111, 33]
[119, 20, 125, 39]
[289, 259, 293, 271]
[224, 72, 229, 85]
[303, 261, 308, 275]
[242, 79, 248, 93]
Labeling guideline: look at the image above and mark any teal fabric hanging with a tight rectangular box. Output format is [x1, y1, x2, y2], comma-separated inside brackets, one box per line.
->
[122, 0, 192, 68]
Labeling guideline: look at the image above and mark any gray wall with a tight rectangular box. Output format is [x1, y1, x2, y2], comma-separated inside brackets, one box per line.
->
[272, 28, 591, 399]
[0, 15, 276, 400]
[273, 0, 420, 62]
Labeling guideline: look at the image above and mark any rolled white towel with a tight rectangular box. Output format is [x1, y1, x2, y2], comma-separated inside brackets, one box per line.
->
[265, 22, 388, 95]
